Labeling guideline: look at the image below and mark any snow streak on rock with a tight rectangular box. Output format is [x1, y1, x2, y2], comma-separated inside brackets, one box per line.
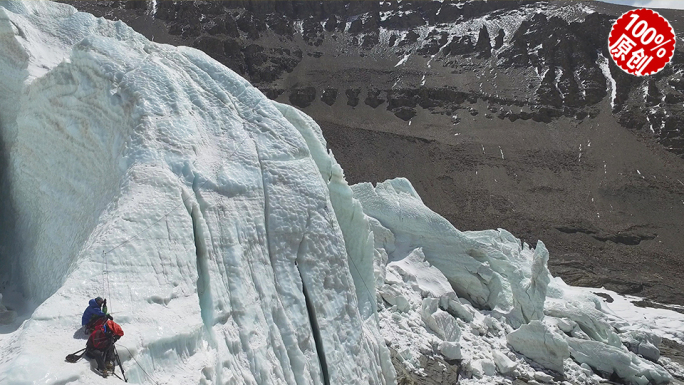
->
[598, 53, 617, 110]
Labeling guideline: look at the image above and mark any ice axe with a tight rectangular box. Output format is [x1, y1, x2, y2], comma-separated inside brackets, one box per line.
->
[65, 348, 86, 363]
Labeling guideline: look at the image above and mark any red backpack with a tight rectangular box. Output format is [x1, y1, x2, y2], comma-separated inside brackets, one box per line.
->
[104, 320, 124, 338]
[88, 320, 124, 350]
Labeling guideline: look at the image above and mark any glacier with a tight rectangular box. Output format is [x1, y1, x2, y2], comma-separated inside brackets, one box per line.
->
[353, 179, 679, 385]
[0, 1, 682, 385]
[0, 2, 391, 384]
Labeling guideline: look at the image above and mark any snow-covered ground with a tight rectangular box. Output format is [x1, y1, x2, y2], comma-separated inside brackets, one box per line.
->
[0, 1, 682, 385]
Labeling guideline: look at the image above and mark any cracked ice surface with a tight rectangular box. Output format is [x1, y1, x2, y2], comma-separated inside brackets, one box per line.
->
[0, 1, 392, 384]
[353, 178, 679, 385]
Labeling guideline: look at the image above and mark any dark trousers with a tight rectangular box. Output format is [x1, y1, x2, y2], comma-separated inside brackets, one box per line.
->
[85, 344, 115, 370]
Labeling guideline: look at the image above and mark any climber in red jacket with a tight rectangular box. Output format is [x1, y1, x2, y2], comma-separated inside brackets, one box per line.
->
[85, 319, 124, 377]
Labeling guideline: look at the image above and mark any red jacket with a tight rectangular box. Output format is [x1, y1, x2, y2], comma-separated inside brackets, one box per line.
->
[87, 320, 124, 350]
[87, 328, 112, 350]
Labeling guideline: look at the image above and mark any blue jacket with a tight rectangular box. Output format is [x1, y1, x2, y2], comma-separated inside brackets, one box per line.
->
[81, 299, 105, 326]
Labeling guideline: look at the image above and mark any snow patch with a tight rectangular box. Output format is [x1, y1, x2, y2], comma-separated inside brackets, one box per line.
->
[598, 53, 617, 109]
[394, 53, 410, 67]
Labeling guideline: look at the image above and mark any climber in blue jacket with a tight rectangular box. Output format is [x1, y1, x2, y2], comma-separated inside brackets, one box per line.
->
[81, 297, 110, 329]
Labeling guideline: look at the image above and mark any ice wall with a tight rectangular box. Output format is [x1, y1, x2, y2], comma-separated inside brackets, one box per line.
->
[0, 0, 138, 303]
[274, 102, 379, 322]
[353, 178, 674, 385]
[351, 178, 550, 328]
[0, 1, 393, 384]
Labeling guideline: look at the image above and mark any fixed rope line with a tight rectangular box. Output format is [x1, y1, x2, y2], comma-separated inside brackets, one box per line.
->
[106, 251, 112, 314]
[94, 125, 382, 378]
[102, 250, 106, 300]
[119, 345, 161, 385]
[347, 251, 379, 323]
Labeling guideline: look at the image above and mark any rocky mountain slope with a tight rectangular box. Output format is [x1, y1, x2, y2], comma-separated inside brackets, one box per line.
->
[62, 0, 684, 307]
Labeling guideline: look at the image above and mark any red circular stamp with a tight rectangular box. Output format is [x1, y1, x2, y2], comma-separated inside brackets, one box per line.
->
[608, 8, 676, 76]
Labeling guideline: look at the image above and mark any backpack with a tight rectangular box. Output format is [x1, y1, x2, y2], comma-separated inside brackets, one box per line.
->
[87, 320, 124, 350]
[104, 320, 124, 339]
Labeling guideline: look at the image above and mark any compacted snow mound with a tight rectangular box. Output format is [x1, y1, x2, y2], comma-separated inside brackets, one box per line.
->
[0, 1, 393, 384]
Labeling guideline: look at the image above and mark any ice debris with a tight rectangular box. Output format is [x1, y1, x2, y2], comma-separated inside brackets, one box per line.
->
[354, 178, 679, 384]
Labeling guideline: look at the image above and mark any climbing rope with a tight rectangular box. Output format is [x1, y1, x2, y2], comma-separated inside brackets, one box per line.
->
[102, 250, 112, 314]
[119, 345, 162, 385]
[94, 133, 251, 385]
[92, 123, 385, 382]
[102, 250, 106, 302]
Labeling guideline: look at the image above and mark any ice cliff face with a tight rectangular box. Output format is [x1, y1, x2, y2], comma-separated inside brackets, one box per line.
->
[0, 1, 391, 383]
[351, 179, 550, 329]
[0, 2, 682, 385]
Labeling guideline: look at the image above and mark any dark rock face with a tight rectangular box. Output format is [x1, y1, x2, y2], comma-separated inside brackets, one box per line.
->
[394, 107, 417, 121]
[289, 87, 316, 108]
[494, 29, 505, 50]
[346, 88, 361, 107]
[474, 26, 492, 59]
[499, 12, 611, 114]
[444, 35, 475, 56]
[63, 0, 684, 309]
[321, 88, 338, 106]
[365, 89, 385, 108]
[63, 0, 679, 155]
[556, 225, 657, 246]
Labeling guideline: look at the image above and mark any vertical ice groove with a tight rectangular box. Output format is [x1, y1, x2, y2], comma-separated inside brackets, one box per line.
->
[272, 102, 378, 321]
[272, 102, 395, 384]
[250, 133, 274, 268]
[181, 176, 228, 385]
[241, 126, 319, 385]
[296, 260, 330, 385]
[187, 175, 214, 333]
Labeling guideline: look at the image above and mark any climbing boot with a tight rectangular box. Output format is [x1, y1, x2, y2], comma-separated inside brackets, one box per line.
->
[97, 368, 108, 378]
